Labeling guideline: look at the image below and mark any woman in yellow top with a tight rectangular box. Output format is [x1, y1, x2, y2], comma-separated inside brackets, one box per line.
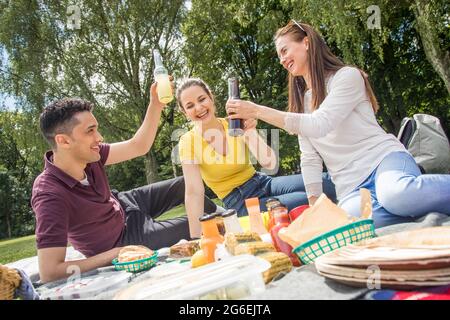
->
[176, 78, 336, 238]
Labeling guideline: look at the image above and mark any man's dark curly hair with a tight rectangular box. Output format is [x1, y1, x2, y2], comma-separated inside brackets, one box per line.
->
[40, 98, 94, 148]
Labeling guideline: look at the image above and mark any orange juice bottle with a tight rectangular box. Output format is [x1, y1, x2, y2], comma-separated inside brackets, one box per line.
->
[199, 213, 224, 263]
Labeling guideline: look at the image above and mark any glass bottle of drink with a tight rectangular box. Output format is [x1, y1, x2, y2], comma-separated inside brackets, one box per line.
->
[269, 203, 301, 267]
[153, 49, 173, 104]
[199, 213, 224, 264]
[227, 77, 244, 136]
[221, 209, 243, 234]
[265, 197, 281, 231]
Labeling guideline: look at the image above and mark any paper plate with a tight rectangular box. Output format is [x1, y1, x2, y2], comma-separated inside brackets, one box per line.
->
[315, 259, 450, 282]
[316, 226, 450, 269]
[317, 246, 450, 269]
[356, 226, 450, 249]
[314, 226, 450, 289]
[316, 269, 450, 290]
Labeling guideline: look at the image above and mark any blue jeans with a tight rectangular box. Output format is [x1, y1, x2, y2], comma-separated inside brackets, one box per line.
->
[339, 151, 450, 228]
[222, 172, 337, 217]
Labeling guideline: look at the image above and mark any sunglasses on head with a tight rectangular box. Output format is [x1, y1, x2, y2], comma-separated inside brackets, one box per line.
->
[291, 19, 306, 33]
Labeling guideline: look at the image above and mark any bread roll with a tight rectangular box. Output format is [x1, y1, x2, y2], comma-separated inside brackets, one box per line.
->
[118, 245, 154, 262]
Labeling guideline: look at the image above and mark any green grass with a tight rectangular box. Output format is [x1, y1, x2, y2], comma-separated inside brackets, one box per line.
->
[156, 198, 223, 221]
[0, 199, 224, 264]
[0, 235, 37, 264]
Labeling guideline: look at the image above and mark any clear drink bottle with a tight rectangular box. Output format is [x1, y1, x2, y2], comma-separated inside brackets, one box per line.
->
[153, 49, 173, 104]
[221, 209, 243, 234]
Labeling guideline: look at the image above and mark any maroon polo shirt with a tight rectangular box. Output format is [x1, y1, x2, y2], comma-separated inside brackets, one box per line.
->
[31, 144, 125, 257]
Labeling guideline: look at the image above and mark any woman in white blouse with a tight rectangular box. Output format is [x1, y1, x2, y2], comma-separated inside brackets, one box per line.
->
[226, 20, 450, 228]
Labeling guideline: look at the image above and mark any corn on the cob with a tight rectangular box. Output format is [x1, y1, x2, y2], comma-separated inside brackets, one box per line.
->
[233, 241, 275, 256]
[224, 232, 262, 255]
[257, 251, 293, 284]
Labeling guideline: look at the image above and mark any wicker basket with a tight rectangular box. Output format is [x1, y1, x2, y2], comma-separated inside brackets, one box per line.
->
[0, 265, 22, 300]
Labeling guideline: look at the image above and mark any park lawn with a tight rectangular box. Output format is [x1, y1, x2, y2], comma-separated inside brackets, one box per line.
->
[0, 235, 37, 265]
[0, 198, 223, 264]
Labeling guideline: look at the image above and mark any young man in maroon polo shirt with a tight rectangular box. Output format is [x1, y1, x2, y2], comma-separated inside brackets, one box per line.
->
[32, 82, 219, 283]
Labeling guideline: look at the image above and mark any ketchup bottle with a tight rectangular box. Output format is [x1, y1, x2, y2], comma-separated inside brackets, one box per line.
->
[269, 204, 301, 266]
[199, 213, 224, 264]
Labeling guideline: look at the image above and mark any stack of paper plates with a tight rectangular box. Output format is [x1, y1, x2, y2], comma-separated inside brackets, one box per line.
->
[315, 227, 450, 289]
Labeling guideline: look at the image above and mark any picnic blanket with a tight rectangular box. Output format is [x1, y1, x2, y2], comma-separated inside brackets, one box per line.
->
[363, 285, 450, 300]
[6, 212, 450, 300]
[6, 246, 86, 283]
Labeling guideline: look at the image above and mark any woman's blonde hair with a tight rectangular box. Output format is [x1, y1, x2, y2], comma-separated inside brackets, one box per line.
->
[274, 21, 379, 113]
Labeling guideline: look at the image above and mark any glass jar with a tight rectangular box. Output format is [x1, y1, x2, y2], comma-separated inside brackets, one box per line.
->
[221, 209, 243, 234]
[199, 213, 224, 264]
[269, 203, 300, 267]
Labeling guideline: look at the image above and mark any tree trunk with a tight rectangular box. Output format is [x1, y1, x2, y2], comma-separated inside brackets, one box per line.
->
[5, 208, 12, 239]
[172, 159, 178, 178]
[144, 151, 160, 184]
[413, 0, 450, 94]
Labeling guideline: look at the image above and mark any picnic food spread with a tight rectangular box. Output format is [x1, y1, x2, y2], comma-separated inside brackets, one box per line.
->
[48, 189, 440, 300]
[32, 190, 450, 300]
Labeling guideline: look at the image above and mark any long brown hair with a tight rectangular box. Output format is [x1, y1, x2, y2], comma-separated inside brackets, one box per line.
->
[176, 78, 215, 111]
[274, 21, 379, 114]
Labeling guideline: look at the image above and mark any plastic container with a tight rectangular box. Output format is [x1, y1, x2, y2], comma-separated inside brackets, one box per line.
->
[289, 205, 309, 222]
[293, 219, 377, 264]
[114, 254, 270, 300]
[38, 268, 131, 300]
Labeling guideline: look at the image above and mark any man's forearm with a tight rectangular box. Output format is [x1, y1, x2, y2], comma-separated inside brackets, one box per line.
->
[132, 103, 163, 155]
[40, 247, 121, 283]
